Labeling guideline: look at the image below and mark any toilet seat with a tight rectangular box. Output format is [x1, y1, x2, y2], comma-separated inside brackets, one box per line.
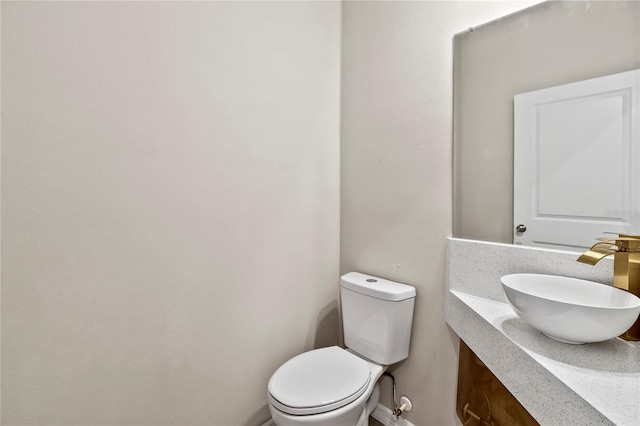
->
[268, 346, 371, 416]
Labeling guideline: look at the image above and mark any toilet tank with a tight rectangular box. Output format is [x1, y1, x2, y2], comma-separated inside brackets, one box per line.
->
[340, 272, 416, 365]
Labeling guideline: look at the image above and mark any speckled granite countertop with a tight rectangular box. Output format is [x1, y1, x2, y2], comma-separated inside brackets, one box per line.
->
[445, 238, 640, 426]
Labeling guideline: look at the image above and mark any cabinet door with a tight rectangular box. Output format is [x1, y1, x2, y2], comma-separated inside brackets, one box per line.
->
[514, 69, 639, 251]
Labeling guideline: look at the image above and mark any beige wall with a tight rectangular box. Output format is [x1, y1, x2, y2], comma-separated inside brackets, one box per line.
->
[340, 1, 541, 424]
[4, 1, 578, 425]
[1, 2, 340, 425]
[454, 0, 640, 244]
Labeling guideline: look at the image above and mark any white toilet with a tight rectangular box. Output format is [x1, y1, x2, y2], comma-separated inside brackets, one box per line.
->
[267, 272, 416, 426]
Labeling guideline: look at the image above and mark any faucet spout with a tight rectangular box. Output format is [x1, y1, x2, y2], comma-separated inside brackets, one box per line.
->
[577, 242, 617, 265]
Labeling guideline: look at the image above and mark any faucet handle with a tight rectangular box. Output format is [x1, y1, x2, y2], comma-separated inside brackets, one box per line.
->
[597, 235, 640, 251]
[603, 232, 640, 238]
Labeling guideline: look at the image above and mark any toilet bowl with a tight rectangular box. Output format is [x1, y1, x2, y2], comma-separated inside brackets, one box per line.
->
[267, 273, 416, 426]
[268, 346, 384, 426]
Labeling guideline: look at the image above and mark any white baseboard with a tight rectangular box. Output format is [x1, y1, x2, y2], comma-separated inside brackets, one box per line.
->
[261, 403, 415, 426]
[371, 403, 416, 426]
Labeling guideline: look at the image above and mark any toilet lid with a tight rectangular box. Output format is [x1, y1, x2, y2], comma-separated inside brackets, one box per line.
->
[268, 346, 371, 415]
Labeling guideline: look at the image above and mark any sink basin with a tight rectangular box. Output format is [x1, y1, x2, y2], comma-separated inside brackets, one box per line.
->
[501, 274, 640, 344]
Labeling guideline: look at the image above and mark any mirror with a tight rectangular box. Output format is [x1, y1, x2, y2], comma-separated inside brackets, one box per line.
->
[453, 0, 640, 249]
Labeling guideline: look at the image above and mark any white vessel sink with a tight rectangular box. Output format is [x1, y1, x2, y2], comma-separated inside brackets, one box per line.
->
[500, 273, 640, 344]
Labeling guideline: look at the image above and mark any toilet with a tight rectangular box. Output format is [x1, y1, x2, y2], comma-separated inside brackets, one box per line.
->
[267, 272, 416, 426]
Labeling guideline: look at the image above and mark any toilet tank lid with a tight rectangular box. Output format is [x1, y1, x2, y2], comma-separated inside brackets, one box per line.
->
[340, 272, 416, 301]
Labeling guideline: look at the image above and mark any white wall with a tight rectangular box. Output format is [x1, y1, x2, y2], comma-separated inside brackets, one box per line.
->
[340, 1, 542, 424]
[1, 2, 340, 425]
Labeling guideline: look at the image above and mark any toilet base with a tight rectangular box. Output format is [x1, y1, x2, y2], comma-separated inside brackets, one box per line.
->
[364, 383, 380, 420]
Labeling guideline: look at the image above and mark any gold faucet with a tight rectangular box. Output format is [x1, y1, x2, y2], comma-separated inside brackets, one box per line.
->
[578, 234, 640, 341]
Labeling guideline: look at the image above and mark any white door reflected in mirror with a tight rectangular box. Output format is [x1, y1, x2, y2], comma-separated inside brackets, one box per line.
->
[513, 69, 640, 251]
